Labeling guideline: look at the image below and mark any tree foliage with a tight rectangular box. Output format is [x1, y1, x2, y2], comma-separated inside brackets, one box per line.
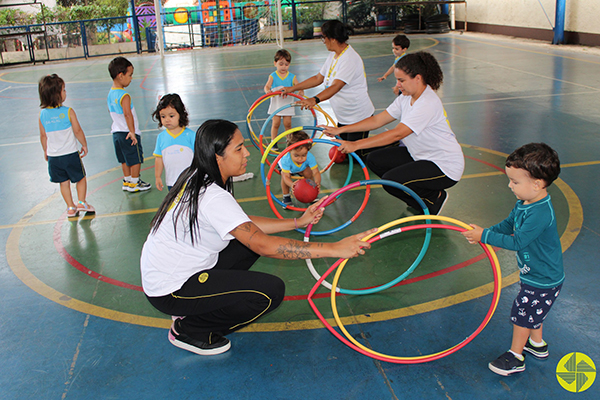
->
[0, 0, 130, 26]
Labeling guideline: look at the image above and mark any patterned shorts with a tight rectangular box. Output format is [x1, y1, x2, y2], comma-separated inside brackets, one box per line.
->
[511, 282, 562, 329]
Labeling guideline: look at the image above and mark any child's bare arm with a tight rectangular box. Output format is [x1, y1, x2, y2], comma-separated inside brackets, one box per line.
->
[39, 119, 48, 161]
[264, 75, 274, 94]
[281, 171, 294, 189]
[121, 94, 138, 145]
[69, 108, 88, 157]
[292, 76, 304, 96]
[312, 167, 321, 187]
[154, 156, 164, 191]
[378, 65, 395, 82]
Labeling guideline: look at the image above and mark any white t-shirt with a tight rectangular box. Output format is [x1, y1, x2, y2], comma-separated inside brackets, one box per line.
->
[386, 86, 464, 182]
[319, 45, 374, 125]
[140, 183, 251, 297]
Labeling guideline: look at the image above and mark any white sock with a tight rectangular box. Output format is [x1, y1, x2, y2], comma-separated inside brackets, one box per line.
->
[131, 177, 140, 184]
[124, 175, 132, 182]
[529, 338, 545, 347]
[509, 349, 524, 361]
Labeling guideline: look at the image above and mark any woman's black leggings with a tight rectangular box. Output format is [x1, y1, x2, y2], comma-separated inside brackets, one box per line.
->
[366, 146, 457, 210]
[146, 240, 285, 341]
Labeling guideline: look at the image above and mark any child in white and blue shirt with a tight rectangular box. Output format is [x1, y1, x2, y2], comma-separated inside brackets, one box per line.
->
[151, 94, 195, 191]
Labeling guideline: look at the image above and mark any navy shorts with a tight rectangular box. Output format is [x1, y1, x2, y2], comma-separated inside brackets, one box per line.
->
[113, 132, 144, 167]
[48, 151, 85, 183]
[510, 282, 562, 329]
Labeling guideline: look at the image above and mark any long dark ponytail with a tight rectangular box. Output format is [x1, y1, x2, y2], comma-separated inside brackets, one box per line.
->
[150, 119, 238, 243]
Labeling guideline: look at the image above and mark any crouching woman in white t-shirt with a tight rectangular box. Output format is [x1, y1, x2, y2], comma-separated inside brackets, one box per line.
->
[140, 119, 373, 356]
[322, 52, 464, 216]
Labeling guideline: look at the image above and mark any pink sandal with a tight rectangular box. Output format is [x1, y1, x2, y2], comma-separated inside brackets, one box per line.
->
[76, 201, 95, 214]
[67, 207, 78, 217]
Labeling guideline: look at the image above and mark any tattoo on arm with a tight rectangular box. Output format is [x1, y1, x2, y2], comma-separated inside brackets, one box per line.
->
[234, 222, 253, 233]
[276, 240, 314, 259]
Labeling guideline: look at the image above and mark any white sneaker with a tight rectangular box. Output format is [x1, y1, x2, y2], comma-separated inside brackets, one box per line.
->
[232, 172, 254, 182]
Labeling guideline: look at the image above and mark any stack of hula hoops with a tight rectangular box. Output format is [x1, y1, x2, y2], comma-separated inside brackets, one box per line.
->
[246, 92, 502, 364]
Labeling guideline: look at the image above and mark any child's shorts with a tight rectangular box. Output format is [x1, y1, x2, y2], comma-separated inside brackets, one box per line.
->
[113, 132, 144, 167]
[48, 151, 85, 184]
[510, 282, 562, 329]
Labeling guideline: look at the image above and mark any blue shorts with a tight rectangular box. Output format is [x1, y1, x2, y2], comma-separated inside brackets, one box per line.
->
[510, 282, 562, 329]
[113, 132, 144, 167]
[48, 151, 85, 184]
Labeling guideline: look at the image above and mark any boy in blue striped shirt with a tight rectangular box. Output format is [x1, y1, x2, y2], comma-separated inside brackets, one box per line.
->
[463, 143, 563, 376]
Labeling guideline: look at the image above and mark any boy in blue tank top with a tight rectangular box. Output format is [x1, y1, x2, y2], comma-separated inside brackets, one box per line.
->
[462, 143, 564, 376]
[38, 74, 95, 217]
[107, 56, 151, 193]
[264, 49, 303, 150]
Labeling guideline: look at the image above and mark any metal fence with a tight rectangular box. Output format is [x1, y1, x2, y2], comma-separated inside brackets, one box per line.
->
[0, 1, 451, 66]
[1, 16, 146, 65]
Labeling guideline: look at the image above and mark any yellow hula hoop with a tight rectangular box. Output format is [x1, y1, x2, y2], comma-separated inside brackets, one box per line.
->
[246, 92, 336, 153]
[261, 127, 339, 177]
[330, 215, 502, 362]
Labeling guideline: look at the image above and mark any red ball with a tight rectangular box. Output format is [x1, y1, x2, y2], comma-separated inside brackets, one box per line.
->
[328, 146, 347, 163]
[293, 179, 319, 203]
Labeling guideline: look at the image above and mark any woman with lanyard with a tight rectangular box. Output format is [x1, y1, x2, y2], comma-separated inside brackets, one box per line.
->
[140, 119, 373, 356]
[322, 52, 464, 216]
[280, 20, 374, 158]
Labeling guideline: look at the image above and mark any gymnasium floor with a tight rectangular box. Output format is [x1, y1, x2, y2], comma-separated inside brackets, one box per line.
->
[1, 31, 599, 399]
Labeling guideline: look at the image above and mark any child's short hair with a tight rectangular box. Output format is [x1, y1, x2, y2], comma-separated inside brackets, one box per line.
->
[286, 130, 312, 150]
[274, 49, 291, 63]
[108, 56, 133, 80]
[505, 143, 561, 188]
[152, 93, 189, 128]
[38, 74, 65, 108]
[393, 34, 410, 49]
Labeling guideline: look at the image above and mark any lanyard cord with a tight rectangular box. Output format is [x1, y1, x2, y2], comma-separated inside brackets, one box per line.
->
[326, 45, 349, 85]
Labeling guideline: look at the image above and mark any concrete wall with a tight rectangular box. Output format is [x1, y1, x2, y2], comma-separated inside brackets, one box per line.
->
[453, 0, 600, 44]
[3, 0, 57, 15]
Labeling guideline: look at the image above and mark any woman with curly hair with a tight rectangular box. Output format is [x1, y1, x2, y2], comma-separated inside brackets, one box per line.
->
[322, 51, 464, 216]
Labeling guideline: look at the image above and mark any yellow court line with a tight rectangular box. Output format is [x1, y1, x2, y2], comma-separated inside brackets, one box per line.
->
[0, 158, 595, 231]
[5, 145, 585, 332]
[453, 35, 600, 66]
[562, 160, 600, 168]
[0, 37, 436, 85]
[0, 70, 148, 85]
[444, 90, 600, 106]
[362, 38, 439, 60]
[434, 47, 600, 93]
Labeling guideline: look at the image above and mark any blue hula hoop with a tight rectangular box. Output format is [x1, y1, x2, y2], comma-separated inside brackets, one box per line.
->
[304, 179, 432, 295]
